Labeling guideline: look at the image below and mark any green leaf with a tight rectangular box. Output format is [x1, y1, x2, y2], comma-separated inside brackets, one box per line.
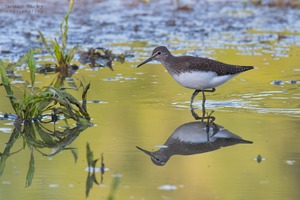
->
[28, 50, 36, 88]
[81, 83, 90, 113]
[60, 0, 74, 53]
[34, 122, 56, 146]
[0, 154, 8, 176]
[25, 149, 35, 187]
[86, 143, 93, 167]
[51, 40, 62, 63]
[66, 45, 78, 63]
[38, 30, 54, 57]
[0, 59, 20, 114]
[71, 148, 78, 163]
[85, 173, 94, 198]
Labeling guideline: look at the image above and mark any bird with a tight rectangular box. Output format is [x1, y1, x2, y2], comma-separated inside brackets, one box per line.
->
[136, 120, 253, 166]
[137, 46, 254, 116]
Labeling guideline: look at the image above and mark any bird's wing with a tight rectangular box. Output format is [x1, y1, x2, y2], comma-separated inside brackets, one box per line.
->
[182, 56, 253, 76]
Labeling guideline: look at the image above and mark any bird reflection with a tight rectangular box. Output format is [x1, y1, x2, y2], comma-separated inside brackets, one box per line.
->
[136, 120, 252, 166]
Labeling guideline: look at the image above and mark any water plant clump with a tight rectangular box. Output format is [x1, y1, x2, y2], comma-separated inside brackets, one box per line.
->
[0, 0, 92, 124]
[38, 0, 78, 88]
[0, 50, 90, 124]
[79, 47, 126, 70]
[0, 118, 90, 187]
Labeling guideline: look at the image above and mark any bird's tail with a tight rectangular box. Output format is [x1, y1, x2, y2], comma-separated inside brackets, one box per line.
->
[239, 66, 254, 73]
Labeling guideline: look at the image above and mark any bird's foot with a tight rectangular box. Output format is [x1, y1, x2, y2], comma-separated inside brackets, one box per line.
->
[190, 107, 215, 122]
[203, 88, 216, 93]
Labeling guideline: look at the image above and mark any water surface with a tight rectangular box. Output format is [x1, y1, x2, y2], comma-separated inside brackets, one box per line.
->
[0, 0, 300, 199]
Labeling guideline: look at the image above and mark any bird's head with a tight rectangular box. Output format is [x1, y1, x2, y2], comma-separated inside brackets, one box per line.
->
[137, 46, 170, 68]
[136, 146, 168, 166]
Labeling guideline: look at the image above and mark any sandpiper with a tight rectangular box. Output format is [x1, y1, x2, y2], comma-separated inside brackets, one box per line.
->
[137, 46, 254, 111]
[136, 121, 253, 166]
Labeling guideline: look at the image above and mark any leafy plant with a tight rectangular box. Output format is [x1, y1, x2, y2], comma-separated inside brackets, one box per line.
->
[38, 0, 78, 87]
[0, 120, 90, 187]
[0, 50, 90, 122]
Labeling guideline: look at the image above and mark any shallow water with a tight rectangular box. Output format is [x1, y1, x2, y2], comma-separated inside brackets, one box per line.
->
[1, 0, 300, 200]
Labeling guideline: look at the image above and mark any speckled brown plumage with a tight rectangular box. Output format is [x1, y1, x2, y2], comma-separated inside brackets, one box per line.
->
[157, 47, 254, 76]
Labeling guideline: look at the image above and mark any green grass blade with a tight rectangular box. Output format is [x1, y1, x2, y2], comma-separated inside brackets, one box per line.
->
[51, 40, 62, 63]
[25, 149, 35, 187]
[34, 122, 56, 146]
[71, 149, 78, 163]
[86, 143, 94, 167]
[28, 50, 36, 88]
[82, 83, 90, 113]
[66, 45, 78, 63]
[0, 59, 20, 114]
[85, 173, 93, 198]
[0, 154, 8, 176]
[38, 30, 54, 57]
[60, 0, 74, 54]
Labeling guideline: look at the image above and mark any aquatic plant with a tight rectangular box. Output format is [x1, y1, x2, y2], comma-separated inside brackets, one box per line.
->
[0, 0, 93, 188]
[38, 0, 78, 87]
[2, 49, 41, 77]
[79, 47, 126, 71]
[251, 0, 300, 7]
[85, 143, 119, 199]
[86, 143, 105, 197]
[0, 120, 89, 187]
[0, 50, 91, 123]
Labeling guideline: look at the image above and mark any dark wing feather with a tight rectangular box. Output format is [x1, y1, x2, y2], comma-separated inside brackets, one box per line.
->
[178, 56, 254, 76]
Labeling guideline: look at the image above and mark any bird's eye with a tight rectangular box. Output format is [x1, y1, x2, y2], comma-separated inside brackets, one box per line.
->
[157, 51, 162, 55]
[155, 158, 160, 161]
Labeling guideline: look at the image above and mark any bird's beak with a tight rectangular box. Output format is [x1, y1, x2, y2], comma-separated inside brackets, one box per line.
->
[136, 56, 153, 68]
[136, 146, 153, 156]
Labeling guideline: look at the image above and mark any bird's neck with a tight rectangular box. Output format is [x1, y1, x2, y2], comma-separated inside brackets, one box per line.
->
[160, 54, 180, 75]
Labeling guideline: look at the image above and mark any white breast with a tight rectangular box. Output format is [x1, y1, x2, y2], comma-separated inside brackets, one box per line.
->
[172, 71, 236, 90]
[171, 122, 242, 144]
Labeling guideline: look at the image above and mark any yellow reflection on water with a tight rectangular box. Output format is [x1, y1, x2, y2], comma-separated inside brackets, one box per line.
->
[0, 44, 299, 200]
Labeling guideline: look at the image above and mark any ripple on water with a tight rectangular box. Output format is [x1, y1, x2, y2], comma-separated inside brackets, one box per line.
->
[172, 97, 300, 118]
[2, 181, 11, 185]
[173, 99, 250, 109]
[158, 184, 177, 191]
[270, 80, 299, 85]
[0, 128, 13, 134]
[48, 184, 59, 188]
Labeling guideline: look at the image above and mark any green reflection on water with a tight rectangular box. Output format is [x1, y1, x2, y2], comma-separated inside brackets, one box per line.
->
[0, 121, 89, 187]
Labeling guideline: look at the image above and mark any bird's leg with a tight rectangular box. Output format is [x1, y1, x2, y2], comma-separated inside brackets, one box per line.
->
[190, 89, 200, 109]
[191, 106, 216, 122]
[203, 88, 216, 93]
[201, 88, 216, 121]
[207, 111, 218, 135]
[190, 107, 201, 120]
[205, 111, 217, 142]
[190, 88, 215, 109]
[190, 88, 216, 121]
[201, 90, 206, 121]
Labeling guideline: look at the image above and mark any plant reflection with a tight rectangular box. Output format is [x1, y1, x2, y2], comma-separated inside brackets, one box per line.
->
[85, 143, 106, 198]
[0, 120, 90, 187]
[136, 111, 253, 166]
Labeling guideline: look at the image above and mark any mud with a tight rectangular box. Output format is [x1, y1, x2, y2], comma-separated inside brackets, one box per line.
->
[0, 0, 299, 62]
